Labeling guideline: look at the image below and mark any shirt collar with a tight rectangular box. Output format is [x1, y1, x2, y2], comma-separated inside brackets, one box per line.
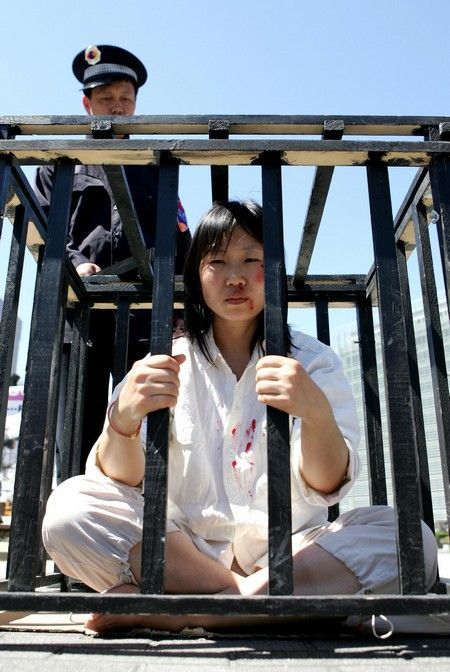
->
[202, 329, 263, 370]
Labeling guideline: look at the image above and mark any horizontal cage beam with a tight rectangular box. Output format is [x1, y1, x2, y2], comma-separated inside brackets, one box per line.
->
[1, 139, 449, 167]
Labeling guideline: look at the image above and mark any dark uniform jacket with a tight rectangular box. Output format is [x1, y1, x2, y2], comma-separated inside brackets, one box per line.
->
[34, 163, 191, 275]
[34, 162, 191, 468]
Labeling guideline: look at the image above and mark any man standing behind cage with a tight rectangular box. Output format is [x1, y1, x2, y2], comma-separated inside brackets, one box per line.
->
[35, 45, 191, 471]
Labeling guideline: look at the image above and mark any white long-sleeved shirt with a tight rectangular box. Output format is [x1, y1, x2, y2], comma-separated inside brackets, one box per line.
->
[94, 329, 360, 575]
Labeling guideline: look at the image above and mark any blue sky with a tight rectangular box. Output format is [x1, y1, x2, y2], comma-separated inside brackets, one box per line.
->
[1, 0, 449, 378]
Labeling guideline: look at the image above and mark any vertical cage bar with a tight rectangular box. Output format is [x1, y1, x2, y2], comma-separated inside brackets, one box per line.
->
[366, 162, 426, 594]
[71, 304, 90, 478]
[428, 155, 450, 320]
[316, 299, 339, 522]
[36, 273, 68, 576]
[8, 160, 74, 591]
[356, 297, 387, 505]
[294, 121, 344, 284]
[397, 239, 434, 530]
[315, 298, 330, 345]
[209, 120, 229, 203]
[261, 160, 293, 595]
[412, 202, 450, 531]
[0, 159, 12, 239]
[0, 206, 28, 469]
[0, 124, 14, 238]
[60, 303, 91, 481]
[6, 245, 45, 581]
[141, 158, 179, 594]
[112, 298, 130, 389]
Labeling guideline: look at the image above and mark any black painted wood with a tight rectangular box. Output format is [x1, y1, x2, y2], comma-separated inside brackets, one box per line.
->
[71, 305, 90, 478]
[103, 165, 153, 286]
[0, 206, 28, 479]
[141, 158, 179, 594]
[10, 165, 47, 236]
[0, 125, 14, 239]
[0, 590, 449, 618]
[397, 239, 434, 530]
[0, 160, 12, 239]
[6, 245, 45, 580]
[315, 298, 331, 345]
[90, 119, 113, 138]
[261, 160, 294, 595]
[364, 168, 430, 299]
[209, 120, 229, 203]
[412, 203, 450, 530]
[355, 298, 387, 506]
[35, 272, 68, 576]
[112, 298, 130, 389]
[439, 122, 450, 140]
[428, 155, 450, 320]
[366, 162, 426, 594]
[2, 114, 450, 137]
[77, 274, 367, 310]
[294, 122, 344, 284]
[92, 116, 153, 285]
[60, 304, 90, 482]
[1, 116, 447, 616]
[2, 138, 450, 168]
[315, 299, 340, 523]
[7, 160, 74, 591]
[10, 166, 87, 307]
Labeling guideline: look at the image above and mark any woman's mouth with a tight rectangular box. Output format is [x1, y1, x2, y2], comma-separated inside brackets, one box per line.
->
[226, 297, 248, 305]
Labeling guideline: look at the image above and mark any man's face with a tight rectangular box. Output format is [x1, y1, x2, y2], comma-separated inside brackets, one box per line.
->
[82, 80, 136, 116]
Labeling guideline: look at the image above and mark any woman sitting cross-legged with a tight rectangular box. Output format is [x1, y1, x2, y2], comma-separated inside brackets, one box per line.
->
[42, 200, 438, 633]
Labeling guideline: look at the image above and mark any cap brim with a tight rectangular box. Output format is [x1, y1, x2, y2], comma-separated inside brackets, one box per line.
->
[81, 74, 139, 92]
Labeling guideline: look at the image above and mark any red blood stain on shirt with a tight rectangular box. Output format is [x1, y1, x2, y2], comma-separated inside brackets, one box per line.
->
[231, 460, 237, 469]
[244, 419, 257, 451]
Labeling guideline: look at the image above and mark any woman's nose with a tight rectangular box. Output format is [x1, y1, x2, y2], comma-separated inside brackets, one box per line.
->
[226, 270, 245, 286]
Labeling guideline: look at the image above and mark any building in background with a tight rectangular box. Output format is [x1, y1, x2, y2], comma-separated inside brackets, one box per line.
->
[1, 386, 23, 509]
[0, 297, 23, 512]
[0, 297, 22, 382]
[334, 295, 450, 526]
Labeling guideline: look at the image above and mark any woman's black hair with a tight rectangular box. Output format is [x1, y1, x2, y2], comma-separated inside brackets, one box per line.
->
[183, 200, 292, 362]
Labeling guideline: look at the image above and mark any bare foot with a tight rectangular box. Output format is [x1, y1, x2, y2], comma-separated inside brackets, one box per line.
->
[83, 583, 267, 634]
[85, 611, 185, 633]
[84, 584, 185, 634]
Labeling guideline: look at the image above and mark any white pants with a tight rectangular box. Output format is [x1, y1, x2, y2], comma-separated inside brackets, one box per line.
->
[42, 474, 438, 594]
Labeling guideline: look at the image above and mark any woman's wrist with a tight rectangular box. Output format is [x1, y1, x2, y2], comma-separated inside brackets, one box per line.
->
[107, 401, 142, 440]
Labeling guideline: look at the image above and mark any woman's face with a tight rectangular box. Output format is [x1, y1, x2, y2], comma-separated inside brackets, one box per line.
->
[199, 226, 264, 326]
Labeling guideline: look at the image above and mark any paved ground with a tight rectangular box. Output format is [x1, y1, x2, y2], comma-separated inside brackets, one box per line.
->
[2, 630, 450, 672]
[1, 530, 450, 671]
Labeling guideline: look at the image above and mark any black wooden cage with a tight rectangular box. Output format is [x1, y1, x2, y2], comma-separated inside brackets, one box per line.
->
[0, 115, 450, 620]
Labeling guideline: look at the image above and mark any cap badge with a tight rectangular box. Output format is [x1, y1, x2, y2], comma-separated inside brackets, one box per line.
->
[84, 45, 101, 65]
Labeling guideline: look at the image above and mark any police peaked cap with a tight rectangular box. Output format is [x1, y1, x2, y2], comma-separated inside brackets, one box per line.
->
[72, 44, 147, 90]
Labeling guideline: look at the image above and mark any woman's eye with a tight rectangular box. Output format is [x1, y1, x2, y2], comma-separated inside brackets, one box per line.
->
[246, 258, 263, 263]
[209, 259, 224, 265]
